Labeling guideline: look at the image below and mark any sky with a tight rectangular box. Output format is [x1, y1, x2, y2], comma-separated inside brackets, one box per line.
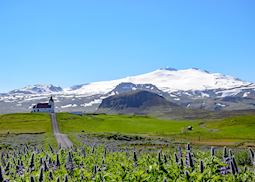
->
[0, 0, 254, 92]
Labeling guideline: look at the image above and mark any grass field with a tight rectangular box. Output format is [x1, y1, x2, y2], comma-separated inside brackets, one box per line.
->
[0, 113, 254, 148]
[57, 113, 255, 146]
[0, 113, 56, 147]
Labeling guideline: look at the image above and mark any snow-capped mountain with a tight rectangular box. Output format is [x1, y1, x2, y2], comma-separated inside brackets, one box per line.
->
[0, 68, 254, 114]
[64, 68, 249, 95]
[109, 82, 165, 96]
[9, 84, 63, 95]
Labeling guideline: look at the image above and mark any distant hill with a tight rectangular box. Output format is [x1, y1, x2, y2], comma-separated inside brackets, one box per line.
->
[97, 90, 181, 115]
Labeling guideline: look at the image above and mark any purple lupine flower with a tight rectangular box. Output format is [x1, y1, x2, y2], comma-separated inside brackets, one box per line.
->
[220, 166, 230, 175]
[56, 154, 61, 167]
[158, 150, 162, 164]
[249, 148, 254, 159]
[64, 174, 68, 182]
[174, 153, 179, 164]
[179, 158, 184, 168]
[29, 153, 35, 171]
[187, 143, 191, 152]
[223, 147, 228, 160]
[200, 160, 204, 173]
[0, 166, 4, 182]
[185, 170, 190, 180]
[133, 151, 138, 166]
[230, 161, 236, 175]
[30, 175, 35, 182]
[93, 165, 98, 176]
[38, 167, 44, 182]
[177, 146, 182, 158]
[228, 149, 233, 158]
[163, 154, 167, 163]
[43, 160, 49, 172]
[48, 170, 54, 181]
[211, 146, 215, 157]
[186, 152, 194, 169]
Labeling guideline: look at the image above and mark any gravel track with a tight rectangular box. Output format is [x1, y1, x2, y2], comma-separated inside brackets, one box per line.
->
[50, 113, 73, 148]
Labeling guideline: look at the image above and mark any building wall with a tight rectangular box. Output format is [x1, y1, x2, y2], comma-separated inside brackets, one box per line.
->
[32, 107, 53, 113]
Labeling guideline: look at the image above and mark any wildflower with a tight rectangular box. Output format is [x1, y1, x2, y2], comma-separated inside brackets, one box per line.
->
[44, 160, 49, 172]
[174, 153, 179, 164]
[133, 151, 138, 166]
[200, 160, 204, 173]
[0, 166, 4, 182]
[249, 148, 254, 162]
[30, 175, 35, 182]
[230, 161, 236, 175]
[29, 153, 35, 171]
[177, 146, 182, 158]
[56, 154, 61, 167]
[187, 143, 191, 152]
[186, 152, 194, 169]
[158, 151, 162, 164]
[163, 154, 167, 163]
[223, 146, 228, 160]
[38, 167, 44, 182]
[49, 170, 54, 180]
[211, 146, 215, 157]
[185, 170, 190, 180]
[232, 157, 238, 174]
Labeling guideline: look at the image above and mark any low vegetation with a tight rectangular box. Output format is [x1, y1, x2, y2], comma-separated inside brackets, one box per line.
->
[0, 144, 254, 181]
[0, 113, 56, 147]
[57, 113, 255, 146]
[0, 113, 255, 181]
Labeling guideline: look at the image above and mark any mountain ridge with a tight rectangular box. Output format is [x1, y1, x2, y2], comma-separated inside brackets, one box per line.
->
[6, 68, 251, 96]
[1, 68, 254, 114]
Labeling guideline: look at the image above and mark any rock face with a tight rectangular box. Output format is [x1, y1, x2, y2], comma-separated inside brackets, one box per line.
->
[109, 82, 165, 96]
[98, 91, 180, 114]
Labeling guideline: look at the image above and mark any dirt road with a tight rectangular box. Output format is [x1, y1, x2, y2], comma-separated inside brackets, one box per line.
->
[50, 113, 73, 148]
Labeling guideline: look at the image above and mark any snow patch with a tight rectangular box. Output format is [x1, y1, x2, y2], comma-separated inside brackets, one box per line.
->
[81, 99, 102, 107]
[61, 104, 77, 108]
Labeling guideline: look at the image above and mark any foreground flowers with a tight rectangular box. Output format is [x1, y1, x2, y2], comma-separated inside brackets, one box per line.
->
[0, 144, 254, 181]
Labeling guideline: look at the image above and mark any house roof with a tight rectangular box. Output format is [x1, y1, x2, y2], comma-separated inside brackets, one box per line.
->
[35, 103, 51, 108]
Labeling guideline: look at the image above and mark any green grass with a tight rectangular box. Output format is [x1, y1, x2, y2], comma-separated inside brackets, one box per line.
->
[57, 113, 200, 135]
[1, 113, 254, 147]
[57, 113, 255, 146]
[205, 115, 255, 140]
[0, 113, 56, 146]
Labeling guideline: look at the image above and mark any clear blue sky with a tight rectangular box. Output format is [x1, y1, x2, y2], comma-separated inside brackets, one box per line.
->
[0, 0, 254, 92]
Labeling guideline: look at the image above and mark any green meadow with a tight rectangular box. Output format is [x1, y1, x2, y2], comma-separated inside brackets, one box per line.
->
[0, 113, 254, 147]
[57, 113, 255, 146]
[0, 113, 56, 147]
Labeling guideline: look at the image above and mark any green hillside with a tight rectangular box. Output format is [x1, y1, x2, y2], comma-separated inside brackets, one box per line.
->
[0, 113, 55, 147]
[0, 113, 254, 147]
[57, 113, 255, 146]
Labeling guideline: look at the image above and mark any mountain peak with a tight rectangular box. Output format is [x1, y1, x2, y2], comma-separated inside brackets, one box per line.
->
[189, 67, 210, 73]
[159, 67, 178, 71]
[9, 84, 63, 95]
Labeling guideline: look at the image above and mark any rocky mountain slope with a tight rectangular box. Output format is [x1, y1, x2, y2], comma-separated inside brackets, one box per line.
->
[98, 90, 180, 114]
[0, 68, 254, 114]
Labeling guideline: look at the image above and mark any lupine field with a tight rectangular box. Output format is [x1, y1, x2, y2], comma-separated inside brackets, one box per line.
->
[0, 144, 255, 182]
